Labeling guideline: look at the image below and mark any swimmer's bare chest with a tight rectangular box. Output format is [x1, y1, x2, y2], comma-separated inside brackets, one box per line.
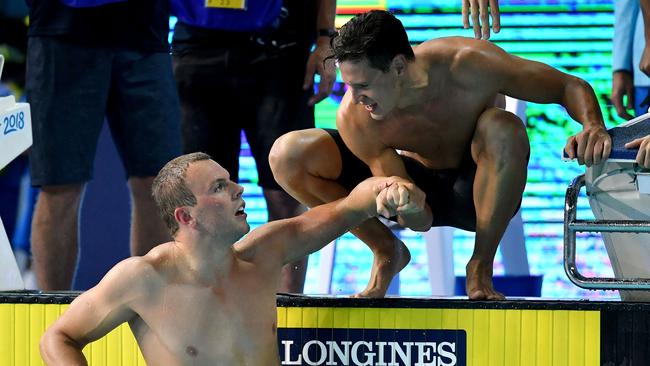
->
[130, 281, 280, 365]
[374, 96, 484, 169]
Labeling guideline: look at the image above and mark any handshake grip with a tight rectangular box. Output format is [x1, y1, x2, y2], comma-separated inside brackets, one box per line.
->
[375, 178, 426, 219]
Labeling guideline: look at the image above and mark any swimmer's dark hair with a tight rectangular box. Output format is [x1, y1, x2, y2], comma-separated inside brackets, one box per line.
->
[152, 152, 211, 237]
[328, 10, 414, 72]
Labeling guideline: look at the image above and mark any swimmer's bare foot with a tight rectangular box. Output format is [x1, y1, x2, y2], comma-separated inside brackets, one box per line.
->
[353, 239, 410, 298]
[466, 259, 504, 300]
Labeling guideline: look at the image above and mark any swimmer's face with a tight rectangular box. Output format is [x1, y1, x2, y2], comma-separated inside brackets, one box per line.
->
[183, 160, 249, 241]
[339, 57, 402, 119]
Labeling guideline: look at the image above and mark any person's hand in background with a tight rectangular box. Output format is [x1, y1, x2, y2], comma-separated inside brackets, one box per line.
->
[612, 71, 636, 120]
[462, 0, 500, 40]
[625, 135, 650, 168]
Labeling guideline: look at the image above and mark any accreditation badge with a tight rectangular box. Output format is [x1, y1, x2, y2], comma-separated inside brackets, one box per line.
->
[205, 0, 246, 10]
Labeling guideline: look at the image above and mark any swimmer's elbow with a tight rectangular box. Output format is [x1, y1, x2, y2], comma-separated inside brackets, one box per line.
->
[39, 328, 60, 364]
[39, 331, 50, 363]
[40, 327, 87, 365]
[562, 76, 592, 100]
[564, 75, 588, 90]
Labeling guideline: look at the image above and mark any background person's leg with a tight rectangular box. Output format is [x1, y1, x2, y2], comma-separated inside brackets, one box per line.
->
[173, 48, 242, 176]
[26, 38, 111, 290]
[127, 177, 171, 256]
[31, 184, 84, 290]
[249, 44, 315, 294]
[108, 51, 182, 256]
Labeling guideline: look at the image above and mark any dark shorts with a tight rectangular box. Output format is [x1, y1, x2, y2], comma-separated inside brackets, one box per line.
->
[325, 129, 480, 231]
[172, 42, 314, 189]
[26, 37, 182, 186]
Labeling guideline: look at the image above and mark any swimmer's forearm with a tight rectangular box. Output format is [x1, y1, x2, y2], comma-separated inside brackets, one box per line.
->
[397, 205, 433, 232]
[40, 331, 88, 366]
[283, 197, 374, 260]
[338, 196, 377, 222]
[561, 76, 606, 129]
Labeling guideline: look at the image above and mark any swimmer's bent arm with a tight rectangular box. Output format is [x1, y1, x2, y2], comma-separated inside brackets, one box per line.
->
[456, 40, 611, 165]
[337, 106, 433, 232]
[242, 177, 395, 265]
[40, 258, 148, 365]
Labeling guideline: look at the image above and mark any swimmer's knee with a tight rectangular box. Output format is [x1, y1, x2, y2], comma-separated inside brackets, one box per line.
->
[270, 129, 323, 183]
[475, 109, 529, 155]
[270, 129, 342, 189]
[270, 130, 309, 172]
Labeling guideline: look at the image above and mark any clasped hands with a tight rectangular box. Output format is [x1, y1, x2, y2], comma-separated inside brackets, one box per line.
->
[374, 177, 426, 219]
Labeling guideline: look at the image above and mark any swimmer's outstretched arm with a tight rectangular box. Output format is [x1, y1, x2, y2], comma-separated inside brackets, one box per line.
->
[238, 177, 399, 265]
[40, 258, 149, 365]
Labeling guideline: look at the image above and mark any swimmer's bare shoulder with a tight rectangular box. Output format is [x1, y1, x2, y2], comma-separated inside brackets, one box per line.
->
[337, 87, 372, 129]
[40, 253, 164, 365]
[336, 92, 389, 165]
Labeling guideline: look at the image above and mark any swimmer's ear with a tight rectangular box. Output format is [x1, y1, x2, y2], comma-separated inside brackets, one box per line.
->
[174, 207, 193, 227]
[391, 55, 407, 76]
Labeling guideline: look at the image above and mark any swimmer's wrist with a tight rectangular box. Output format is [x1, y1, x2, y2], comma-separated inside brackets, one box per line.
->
[397, 206, 432, 232]
[577, 117, 603, 129]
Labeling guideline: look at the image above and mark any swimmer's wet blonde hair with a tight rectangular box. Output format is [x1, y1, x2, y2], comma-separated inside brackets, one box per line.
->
[152, 152, 211, 237]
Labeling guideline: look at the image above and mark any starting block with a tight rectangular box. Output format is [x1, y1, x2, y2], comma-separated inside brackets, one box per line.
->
[564, 113, 650, 294]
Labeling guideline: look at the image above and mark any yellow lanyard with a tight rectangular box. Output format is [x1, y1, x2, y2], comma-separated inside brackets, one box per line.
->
[205, 0, 247, 10]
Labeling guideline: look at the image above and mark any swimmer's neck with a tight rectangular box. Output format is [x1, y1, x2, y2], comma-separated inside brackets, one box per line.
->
[171, 234, 237, 283]
[396, 59, 431, 109]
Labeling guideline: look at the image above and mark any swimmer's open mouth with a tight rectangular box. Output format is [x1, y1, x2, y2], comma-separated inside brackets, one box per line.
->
[235, 203, 246, 216]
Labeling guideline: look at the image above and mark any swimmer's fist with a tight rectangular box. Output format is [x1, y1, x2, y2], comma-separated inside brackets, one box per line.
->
[375, 178, 425, 219]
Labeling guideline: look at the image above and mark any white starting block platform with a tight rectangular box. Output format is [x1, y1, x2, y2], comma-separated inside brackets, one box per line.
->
[0, 55, 31, 291]
[564, 113, 650, 296]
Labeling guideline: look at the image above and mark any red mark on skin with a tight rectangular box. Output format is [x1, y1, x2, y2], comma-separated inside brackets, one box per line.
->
[186, 346, 198, 357]
[211, 286, 226, 302]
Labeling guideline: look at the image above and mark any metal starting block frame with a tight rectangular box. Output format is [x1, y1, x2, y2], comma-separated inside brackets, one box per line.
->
[564, 174, 650, 290]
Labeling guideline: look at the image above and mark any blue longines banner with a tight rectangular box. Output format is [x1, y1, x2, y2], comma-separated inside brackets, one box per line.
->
[278, 328, 466, 366]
